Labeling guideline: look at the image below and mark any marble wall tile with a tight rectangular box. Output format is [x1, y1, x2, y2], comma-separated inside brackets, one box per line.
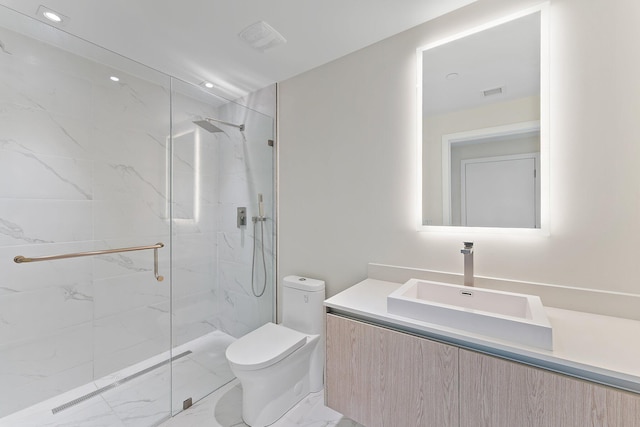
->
[172, 268, 215, 300]
[93, 200, 169, 240]
[0, 57, 93, 122]
[0, 323, 93, 418]
[0, 362, 97, 422]
[0, 242, 94, 293]
[0, 200, 92, 247]
[172, 291, 218, 347]
[217, 173, 251, 206]
[91, 77, 170, 134]
[0, 149, 93, 200]
[216, 292, 257, 338]
[92, 132, 168, 202]
[217, 230, 253, 266]
[0, 105, 93, 160]
[0, 26, 104, 86]
[174, 202, 219, 235]
[218, 259, 252, 298]
[0, 323, 92, 390]
[172, 232, 215, 265]
[94, 271, 170, 320]
[93, 305, 170, 378]
[0, 282, 93, 343]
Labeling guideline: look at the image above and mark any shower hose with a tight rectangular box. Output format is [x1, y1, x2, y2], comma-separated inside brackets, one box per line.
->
[251, 217, 267, 297]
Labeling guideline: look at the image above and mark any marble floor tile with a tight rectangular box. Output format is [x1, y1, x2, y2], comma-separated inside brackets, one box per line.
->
[0, 331, 233, 427]
[0, 329, 360, 427]
[159, 380, 363, 427]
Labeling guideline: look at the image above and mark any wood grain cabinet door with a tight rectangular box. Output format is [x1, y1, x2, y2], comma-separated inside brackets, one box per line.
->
[459, 349, 640, 427]
[325, 314, 459, 427]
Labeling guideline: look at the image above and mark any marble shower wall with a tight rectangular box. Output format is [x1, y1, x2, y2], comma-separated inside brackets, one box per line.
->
[214, 89, 276, 339]
[0, 25, 172, 417]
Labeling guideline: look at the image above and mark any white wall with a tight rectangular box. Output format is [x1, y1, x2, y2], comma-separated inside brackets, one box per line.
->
[278, 0, 640, 311]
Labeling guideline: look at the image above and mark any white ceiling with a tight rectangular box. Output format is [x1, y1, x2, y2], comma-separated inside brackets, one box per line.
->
[0, 0, 476, 101]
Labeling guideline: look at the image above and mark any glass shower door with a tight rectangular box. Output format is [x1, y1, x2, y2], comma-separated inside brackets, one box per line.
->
[87, 49, 173, 426]
[170, 79, 275, 415]
[0, 5, 173, 425]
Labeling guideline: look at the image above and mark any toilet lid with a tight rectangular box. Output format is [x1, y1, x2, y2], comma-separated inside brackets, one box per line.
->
[226, 322, 307, 371]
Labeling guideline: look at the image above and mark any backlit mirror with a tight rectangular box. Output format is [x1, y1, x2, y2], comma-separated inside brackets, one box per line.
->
[418, 6, 548, 231]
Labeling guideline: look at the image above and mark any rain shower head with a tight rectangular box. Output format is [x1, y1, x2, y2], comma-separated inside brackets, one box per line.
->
[193, 117, 245, 133]
[193, 120, 224, 133]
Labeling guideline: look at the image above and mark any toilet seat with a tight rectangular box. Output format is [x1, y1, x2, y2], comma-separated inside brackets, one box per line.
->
[226, 322, 307, 371]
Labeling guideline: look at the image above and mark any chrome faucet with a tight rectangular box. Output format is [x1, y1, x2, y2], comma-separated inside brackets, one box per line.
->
[461, 242, 474, 287]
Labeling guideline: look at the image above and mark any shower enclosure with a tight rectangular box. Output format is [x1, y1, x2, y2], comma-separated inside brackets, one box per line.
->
[0, 5, 275, 426]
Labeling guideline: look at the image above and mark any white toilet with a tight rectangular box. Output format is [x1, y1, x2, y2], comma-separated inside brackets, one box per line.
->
[225, 275, 325, 427]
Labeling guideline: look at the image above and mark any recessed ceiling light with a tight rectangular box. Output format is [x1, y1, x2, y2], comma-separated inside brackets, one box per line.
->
[43, 11, 61, 22]
[36, 5, 68, 25]
[445, 72, 459, 80]
[110, 76, 120, 82]
[199, 81, 216, 89]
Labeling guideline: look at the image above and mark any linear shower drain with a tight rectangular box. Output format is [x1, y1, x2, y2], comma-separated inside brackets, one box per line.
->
[51, 350, 192, 414]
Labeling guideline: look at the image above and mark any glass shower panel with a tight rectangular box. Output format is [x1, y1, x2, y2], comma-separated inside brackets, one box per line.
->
[170, 79, 275, 415]
[0, 5, 172, 425]
[88, 47, 173, 427]
[215, 96, 276, 337]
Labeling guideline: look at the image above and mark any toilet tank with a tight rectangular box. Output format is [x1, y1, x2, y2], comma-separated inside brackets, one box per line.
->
[282, 275, 325, 335]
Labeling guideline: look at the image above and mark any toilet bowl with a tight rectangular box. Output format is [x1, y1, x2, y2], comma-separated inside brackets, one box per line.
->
[225, 276, 325, 427]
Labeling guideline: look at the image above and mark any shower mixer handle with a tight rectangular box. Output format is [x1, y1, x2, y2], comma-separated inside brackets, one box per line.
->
[237, 207, 247, 228]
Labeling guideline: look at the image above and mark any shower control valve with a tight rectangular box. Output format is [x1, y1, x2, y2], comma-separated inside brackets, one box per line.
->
[237, 207, 247, 228]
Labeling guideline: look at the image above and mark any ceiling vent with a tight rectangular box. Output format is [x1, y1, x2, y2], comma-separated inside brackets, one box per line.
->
[482, 86, 505, 97]
[238, 21, 287, 52]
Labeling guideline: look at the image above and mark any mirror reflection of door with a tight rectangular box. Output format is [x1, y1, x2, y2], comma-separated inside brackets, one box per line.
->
[461, 153, 539, 228]
[444, 122, 540, 227]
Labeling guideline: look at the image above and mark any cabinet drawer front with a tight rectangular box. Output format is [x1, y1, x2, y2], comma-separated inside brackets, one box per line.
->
[459, 349, 640, 427]
[326, 314, 459, 427]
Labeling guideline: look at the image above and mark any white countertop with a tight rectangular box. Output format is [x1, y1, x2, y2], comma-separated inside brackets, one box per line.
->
[324, 278, 640, 394]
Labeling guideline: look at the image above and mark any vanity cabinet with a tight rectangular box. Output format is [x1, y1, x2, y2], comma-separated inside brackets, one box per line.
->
[459, 349, 640, 427]
[325, 314, 459, 427]
[326, 313, 640, 427]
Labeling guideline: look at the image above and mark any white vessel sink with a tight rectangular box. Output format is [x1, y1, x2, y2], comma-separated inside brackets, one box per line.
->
[387, 278, 553, 350]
